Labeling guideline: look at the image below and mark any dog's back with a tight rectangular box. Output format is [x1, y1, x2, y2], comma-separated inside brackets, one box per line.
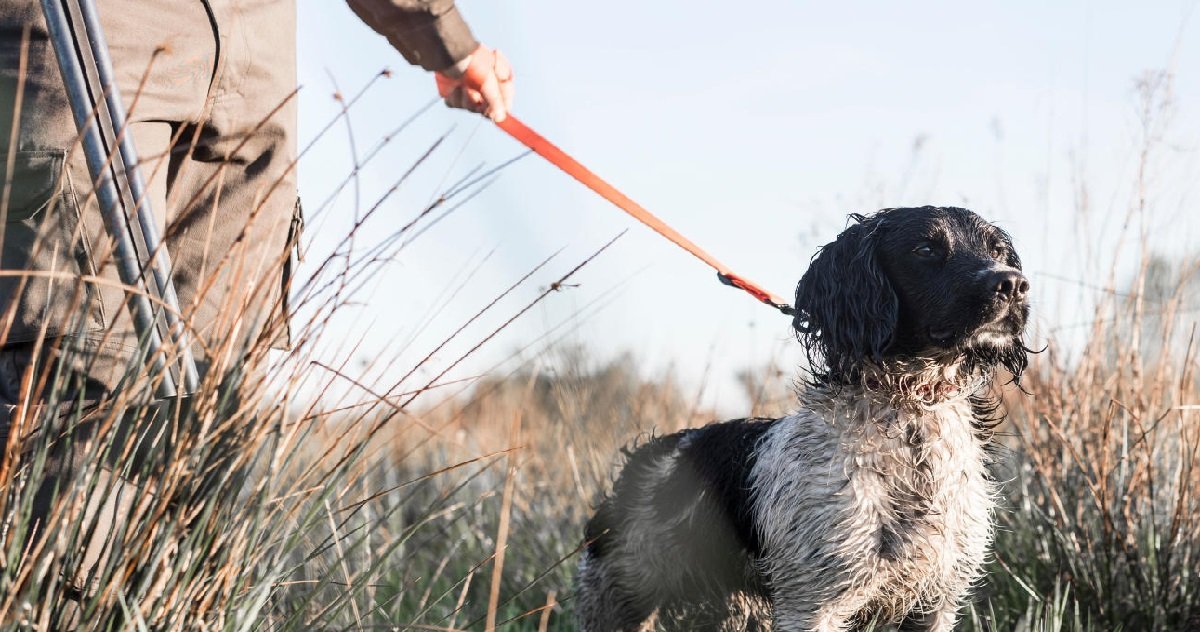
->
[575, 418, 776, 631]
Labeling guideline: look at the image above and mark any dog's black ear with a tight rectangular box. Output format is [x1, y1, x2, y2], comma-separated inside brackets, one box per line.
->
[793, 213, 898, 379]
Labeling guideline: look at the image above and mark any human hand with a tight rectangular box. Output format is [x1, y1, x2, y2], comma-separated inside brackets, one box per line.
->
[435, 44, 515, 122]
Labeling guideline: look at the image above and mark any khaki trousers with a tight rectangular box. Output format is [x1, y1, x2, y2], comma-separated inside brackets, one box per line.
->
[0, 0, 299, 387]
[0, 0, 298, 614]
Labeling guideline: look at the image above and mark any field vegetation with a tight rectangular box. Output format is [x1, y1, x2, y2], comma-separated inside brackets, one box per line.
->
[0, 53, 1196, 632]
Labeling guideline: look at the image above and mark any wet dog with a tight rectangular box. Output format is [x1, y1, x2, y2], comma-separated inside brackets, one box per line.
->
[575, 206, 1029, 631]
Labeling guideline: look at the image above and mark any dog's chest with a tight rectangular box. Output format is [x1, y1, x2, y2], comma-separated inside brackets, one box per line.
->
[844, 400, 994, 597]
[750, 395, 995, 614]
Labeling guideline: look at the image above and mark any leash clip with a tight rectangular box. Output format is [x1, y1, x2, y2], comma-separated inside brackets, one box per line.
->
[717, 272, 795, 317]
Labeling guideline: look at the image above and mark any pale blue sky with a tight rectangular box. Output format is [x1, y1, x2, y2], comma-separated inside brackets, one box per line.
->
[296, 1, 1198, 413]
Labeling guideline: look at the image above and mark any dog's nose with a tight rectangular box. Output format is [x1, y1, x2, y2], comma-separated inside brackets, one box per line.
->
[991, 270, 1029, 302]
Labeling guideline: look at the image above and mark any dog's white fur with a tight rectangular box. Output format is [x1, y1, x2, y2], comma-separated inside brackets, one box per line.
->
[751, 378, 994, 630]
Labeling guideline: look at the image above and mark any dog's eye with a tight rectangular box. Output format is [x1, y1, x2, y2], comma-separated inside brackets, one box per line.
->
[913, 244, 938, 258]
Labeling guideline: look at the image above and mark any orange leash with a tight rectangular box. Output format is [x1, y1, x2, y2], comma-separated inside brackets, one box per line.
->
[496, 115, 795, 316]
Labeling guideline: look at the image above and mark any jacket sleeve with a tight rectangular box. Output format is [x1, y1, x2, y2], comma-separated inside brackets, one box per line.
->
[346, 0, 479, 72]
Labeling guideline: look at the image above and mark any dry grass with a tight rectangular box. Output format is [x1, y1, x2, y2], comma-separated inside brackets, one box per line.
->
[0, 44, 1196, 632]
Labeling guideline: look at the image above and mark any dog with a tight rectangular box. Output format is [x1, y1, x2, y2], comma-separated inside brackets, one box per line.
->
[575, 206, 1030, 631]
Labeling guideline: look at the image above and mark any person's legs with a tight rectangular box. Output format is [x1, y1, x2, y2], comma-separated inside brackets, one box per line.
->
[167, 0, 298, 365]
[1, 0, 221, 380]
[0, 338, 156, 627]
[0, 0, 222, 611]
[1, 0, 300, 599]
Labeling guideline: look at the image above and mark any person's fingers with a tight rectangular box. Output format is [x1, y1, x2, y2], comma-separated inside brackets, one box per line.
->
[441, 85, 463, 110]
[493, 51, 515, 113]
[499, 75, 515, 113]
[468, 88, 487, 110]
[478, 75, 507, 122]
[451, 89, 482, 114]
[493, 50, 512, 82]
[438, 74, 474, 114]
[451, 88, 483, 113]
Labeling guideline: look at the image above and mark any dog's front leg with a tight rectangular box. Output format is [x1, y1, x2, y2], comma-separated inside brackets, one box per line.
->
[769, 602, 825, 632]
[770, 586, 871, 632]
[897, 601, 960, 632]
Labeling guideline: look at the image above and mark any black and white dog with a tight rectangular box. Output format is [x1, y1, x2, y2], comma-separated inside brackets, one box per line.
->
[575, 206, 1029, 631]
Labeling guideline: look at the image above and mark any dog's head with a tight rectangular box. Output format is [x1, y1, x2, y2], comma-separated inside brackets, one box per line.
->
[793, 206, 1029, 385]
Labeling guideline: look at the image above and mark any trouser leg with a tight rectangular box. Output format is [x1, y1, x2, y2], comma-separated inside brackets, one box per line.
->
[0, 0, 297, 612]
[0, 339, 223, 627]
[2, 0, 298, 371]
[0, 1, 219, 615]
[0, 0, 220, 387]
[167, 0, 298, 364]
[0, 339, 147, 620]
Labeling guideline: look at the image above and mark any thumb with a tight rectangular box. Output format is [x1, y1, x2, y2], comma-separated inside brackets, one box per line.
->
[462, 46, 509, 122]
[477, 74, 508, 122]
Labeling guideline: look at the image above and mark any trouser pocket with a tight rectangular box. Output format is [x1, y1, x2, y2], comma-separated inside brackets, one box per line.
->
[0, 149, 106, 343]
